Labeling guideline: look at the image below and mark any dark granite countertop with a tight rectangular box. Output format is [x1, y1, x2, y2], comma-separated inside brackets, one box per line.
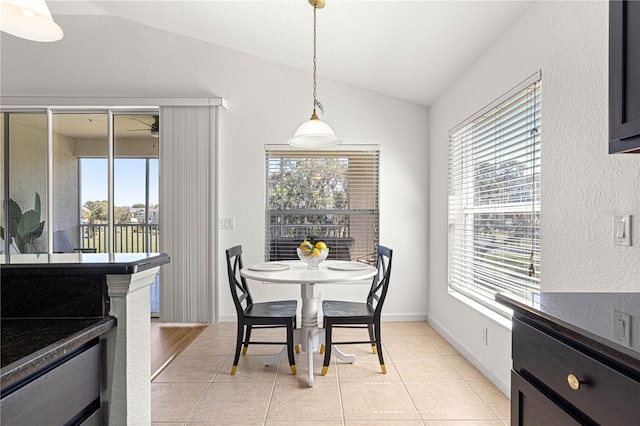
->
[0, 252, 167, 391]
[496, 292, 640, 376]
[0, 252, 170, 275]
[1, 316, 116, 390]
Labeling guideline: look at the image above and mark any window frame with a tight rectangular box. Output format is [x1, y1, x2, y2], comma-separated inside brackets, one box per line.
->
[448, 72, 542, 316]
[264, 144, 380, 262]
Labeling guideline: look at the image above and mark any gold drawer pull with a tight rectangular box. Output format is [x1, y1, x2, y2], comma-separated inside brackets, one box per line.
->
[567, 373, 581, 391]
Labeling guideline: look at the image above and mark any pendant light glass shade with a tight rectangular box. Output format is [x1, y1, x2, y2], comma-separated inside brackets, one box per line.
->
[288, 116, 341, 148]
[0, 0, 63, 42]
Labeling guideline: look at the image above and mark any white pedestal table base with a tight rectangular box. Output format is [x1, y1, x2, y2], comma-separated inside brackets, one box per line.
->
[261, 283, 357, 386]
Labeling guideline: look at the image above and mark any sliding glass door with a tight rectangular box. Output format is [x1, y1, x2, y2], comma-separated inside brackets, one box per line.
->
[1, 112, 48, 254]
[1, 109, 161, 317]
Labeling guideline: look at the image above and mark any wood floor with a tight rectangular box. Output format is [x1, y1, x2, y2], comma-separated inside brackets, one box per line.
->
[150, 321, 208, 380]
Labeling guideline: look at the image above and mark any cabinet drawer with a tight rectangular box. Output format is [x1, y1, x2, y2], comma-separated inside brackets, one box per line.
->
[80, 408, 102, 426]
[511, 370, 581, 426]
[1, 342, 100, 426]
[513, 319, 640, 425]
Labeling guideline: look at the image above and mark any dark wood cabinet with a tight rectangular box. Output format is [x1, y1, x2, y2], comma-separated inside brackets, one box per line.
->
[497, 293, 640, 426]
[609, 0, 640, 153]
[510, 318, 640, 425]
[1, 340, 101, 425]
[511, 370, 581, 426]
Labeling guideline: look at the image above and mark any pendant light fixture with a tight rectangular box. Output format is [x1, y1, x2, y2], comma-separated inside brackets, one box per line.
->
[0, 0, 63, 42]
[288, 0, 341, 148]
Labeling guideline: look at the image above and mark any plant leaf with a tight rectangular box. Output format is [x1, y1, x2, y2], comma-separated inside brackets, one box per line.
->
[6, 199, 22, 238]
[18, 210, 42, 238]
[34, 193, 41, 217]
[14, 234, 26, 253]
[33, 221, 45, 239]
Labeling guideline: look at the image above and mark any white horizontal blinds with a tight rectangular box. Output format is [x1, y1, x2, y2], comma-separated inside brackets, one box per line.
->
[265, 148, 379, 261]
[449, 78, 541, 311]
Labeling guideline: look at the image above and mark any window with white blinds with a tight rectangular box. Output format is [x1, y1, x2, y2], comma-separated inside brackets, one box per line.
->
[265, 146, 379, 262]
[448, 72, 541, 314]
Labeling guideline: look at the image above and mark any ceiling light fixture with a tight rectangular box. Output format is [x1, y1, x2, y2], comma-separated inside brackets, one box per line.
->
[0, 0, 63, 42]
[288, 0, 341, 149]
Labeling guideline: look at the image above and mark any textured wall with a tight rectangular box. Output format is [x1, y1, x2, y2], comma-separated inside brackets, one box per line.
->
[52, 132, 80, 240]
[0, 14, 430, 321]
[5, 118, 48, 212]
[2, 118, 84, 249]
[429, 1, 640, 394]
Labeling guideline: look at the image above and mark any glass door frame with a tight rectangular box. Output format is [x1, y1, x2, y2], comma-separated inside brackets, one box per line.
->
[1, 106, 159, 254]
[2, 106, 160, 317]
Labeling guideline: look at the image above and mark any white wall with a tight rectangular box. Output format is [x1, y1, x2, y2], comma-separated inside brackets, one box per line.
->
[3, 119, 48, 215]
[0, 119, 78, 247]
[429, 1, 640, 395]
[52, 131, 80, 241]
[0, 15, 430, 322]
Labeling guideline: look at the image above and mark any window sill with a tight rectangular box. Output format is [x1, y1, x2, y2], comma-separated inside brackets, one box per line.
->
[448, 289, 513, 330]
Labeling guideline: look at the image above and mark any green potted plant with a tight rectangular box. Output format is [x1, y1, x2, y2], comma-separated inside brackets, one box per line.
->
[0, 193, 45, 253]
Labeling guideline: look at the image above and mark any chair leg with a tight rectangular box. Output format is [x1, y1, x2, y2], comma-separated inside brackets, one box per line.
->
[374, 322, 386, 374]
[286, 320, 297, 375]
[231, 322, 244, 375]
[321, 322, 333, 376]
[367, 323, 377, 353]
[242, 325, 252, 355]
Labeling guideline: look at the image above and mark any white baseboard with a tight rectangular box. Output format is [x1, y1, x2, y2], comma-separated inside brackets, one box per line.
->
[427, 313, 510, 397]
[217, 315, 237, 323]
[216, 313, 428, 323]
[381, 313, 429, 321]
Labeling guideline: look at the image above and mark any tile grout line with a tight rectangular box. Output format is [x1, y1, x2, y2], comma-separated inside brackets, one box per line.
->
[263, 358, 281, 425]
[182, 352, 229, 424]
[385, 338, 429, 425]
[441, 350, 505, 422]
[334, 352, 347, 426]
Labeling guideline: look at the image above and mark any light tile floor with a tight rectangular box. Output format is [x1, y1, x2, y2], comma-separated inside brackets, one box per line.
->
[151, 321, 510, 425]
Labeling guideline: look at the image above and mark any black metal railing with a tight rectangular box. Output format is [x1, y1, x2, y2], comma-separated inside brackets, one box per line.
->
[268, 224, 350, 239]
[79, 223, 160, 253]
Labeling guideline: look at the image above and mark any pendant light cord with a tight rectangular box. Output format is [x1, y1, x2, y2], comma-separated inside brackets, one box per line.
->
[312, 5, 324, 118]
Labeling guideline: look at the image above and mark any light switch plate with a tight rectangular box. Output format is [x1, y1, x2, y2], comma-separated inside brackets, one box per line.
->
[613, 310, 631, 347]
[613, 215, 631, 246]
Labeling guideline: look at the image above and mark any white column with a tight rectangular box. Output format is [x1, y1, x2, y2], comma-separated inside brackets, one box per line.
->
[102, 267, 158, 426]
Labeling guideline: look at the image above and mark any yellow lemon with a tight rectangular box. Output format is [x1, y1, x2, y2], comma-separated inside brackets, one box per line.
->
[299, 241, 313, 254]
[310, 248, 321, 257]
[315, 241, 327, 250]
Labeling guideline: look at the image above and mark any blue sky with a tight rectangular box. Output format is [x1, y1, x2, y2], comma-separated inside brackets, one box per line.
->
[81, 159, 159, 207]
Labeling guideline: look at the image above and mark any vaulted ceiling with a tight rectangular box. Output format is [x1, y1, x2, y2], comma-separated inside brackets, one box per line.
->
[48, 0, 534, 107]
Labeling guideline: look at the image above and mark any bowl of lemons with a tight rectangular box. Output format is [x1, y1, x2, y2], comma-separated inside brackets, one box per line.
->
[297, 239, 329, 268]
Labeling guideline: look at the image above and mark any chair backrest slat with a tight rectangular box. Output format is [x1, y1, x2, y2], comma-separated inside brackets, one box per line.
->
[367, 245, 393, 317]
[226, 245, 253, 319]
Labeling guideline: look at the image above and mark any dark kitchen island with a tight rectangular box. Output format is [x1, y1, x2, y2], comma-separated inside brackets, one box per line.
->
[497, 292, 640, 425]
[1, 252, 170, 425]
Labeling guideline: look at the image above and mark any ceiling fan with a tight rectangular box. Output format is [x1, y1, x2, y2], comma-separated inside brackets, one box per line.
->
[128, 115, 159, 138]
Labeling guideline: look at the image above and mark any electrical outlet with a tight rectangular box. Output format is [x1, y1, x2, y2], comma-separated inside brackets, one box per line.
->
[219, 218, 235, 230]
[480, 325, 488, 346]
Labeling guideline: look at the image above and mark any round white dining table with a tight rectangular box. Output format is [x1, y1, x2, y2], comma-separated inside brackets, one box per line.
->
[240, 259, 377, 386]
